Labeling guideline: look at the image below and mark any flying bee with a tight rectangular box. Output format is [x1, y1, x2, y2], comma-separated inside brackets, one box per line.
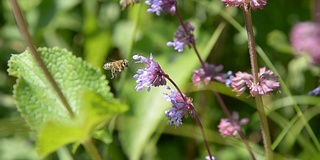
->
[103, 59, 129, 79]
[119, 0, 139, 10]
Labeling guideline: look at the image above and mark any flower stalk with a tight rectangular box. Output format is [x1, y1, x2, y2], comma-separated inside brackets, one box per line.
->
[165, 75, 213, 159]
[213, 91, 256, 159]
[133, 53, 213, 159]
[82, 138, 103, 160]
[173, 2, 207, 72]
[242, 3, 273, 159]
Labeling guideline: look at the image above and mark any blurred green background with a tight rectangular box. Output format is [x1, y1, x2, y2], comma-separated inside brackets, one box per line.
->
[1, 0, 320, 159]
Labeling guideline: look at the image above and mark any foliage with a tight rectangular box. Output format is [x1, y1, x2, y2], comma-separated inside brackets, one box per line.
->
[8, 47, 127, 158]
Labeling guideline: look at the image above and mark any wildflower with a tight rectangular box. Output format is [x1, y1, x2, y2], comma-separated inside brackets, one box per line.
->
[308, 86, 320, 96]
[249, 67, 280, 97]
[133, 53, 167, 92]
[221, 0, 242, 7]
[145, 0, 176, 16]
[164, 87, 194, 127]
[290, 22, 320, 66]
[250, 0, 267, 10]
[192, 63, 233, 87]
[221, 0, 267, 10]
[218, 112, 249, 137]
[230, 68, 280, 96]
[230, 71, 253, 96]
[167, 22, 195, 52]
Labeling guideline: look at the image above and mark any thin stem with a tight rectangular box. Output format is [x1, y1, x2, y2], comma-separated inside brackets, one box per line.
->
[164, 74, 213, 160]
[212, 91, 256, 160]
[255, 96, 273, 159]
[82, 138, 103, 160]
[165, 74, 187, 102]
[242, 4, 273, 159]
[174, 2, 207, 73]
[10, 0, 74, 118]
[242, 4, 259, 83]
[193, 112, 213, 160]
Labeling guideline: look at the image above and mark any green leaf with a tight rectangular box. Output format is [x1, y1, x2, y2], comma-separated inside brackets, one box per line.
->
[37, 90, 127, 158]
[7, 47, 128, 158]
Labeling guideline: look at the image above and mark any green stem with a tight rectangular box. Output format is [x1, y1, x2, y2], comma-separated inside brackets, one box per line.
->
[242, 3, 273, 159]
[257, 46, 320, 151]
[255, 96, 273, 159]
[82, 138, 103, 160]
[10, 0, 74, 118]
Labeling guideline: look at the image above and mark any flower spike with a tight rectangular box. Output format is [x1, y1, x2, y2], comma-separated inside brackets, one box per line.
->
[192, 63, 233, 87]
[221, 0, 267, 10]
[167, 22, 195, 52]
[218, 112, 249, 137]
[145, 0, 176, 16]
[164, 87, 194, 127]
[133, 53, 167, 92]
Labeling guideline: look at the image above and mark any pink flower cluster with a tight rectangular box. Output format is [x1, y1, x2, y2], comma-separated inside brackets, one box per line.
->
[221, 0, 267, 10]
[230, 67, 280, 97]
[218, 112, 249, 137]
[290, 22, 320, 66]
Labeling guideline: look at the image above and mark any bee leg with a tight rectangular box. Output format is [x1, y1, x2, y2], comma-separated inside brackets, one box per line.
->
[111, 73, 114, 79]
[111, 68, 116, 79]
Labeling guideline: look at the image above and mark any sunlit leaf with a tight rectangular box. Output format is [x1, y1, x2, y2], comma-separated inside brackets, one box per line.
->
[7, 47, 128, 158]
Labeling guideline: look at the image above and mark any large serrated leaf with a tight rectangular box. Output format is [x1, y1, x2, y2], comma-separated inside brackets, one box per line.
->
[8, 47, 113, 130]
[7, 47, 128, 157]
[37, 90, 127, 158]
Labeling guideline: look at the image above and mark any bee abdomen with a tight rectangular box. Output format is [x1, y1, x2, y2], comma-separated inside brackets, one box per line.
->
[103, 63, 113, 70]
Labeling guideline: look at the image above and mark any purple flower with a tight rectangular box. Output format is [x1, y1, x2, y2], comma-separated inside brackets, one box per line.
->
[309, 86, 320, 96]
[164, 87, 194, 127]
[221, 0, 242, 7]
[192, 63, 233, 87]
[290, 22, 320, 66]
[230, 71, 253, 96]
[133, 53, 167, 92]
[230, 68, 280, 96]
[167, 22, 195, 52]
[217, 112, 249, 137]
[221, 0, 267, 10]
[145, 0, 176, 16]
[249, 67, 280, 97]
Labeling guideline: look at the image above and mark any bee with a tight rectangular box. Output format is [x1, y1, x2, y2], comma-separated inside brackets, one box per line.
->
[119, 0, 139, 10]
[103, 59, 129, 79]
